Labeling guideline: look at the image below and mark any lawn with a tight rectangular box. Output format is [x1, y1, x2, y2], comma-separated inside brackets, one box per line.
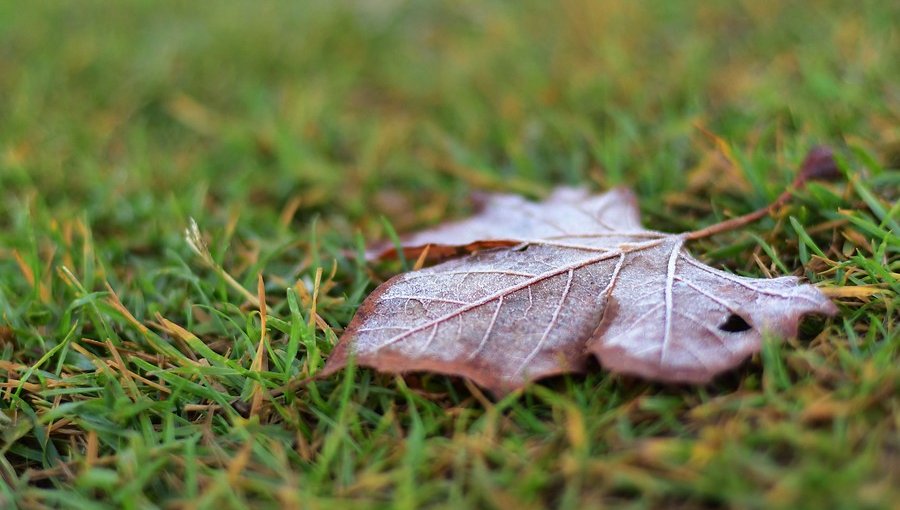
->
[1, 1, 898, 508]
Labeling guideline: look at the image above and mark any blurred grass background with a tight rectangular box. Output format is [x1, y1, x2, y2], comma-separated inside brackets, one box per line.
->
[1, 1, 898, 508]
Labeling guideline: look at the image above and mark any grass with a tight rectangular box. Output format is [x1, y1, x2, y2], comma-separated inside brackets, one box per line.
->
[0, 1, 897, 508]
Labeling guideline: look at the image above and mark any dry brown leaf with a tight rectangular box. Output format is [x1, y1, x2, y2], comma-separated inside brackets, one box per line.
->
[324, 151, 840, 395]
[365, 187, 643, 262]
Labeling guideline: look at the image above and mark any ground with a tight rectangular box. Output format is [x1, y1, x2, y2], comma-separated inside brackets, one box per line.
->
[0, 1, 898, 509]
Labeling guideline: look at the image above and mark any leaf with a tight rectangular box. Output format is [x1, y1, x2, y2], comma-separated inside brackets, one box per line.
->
[366, 187, 644, 262]
[324, 178, 838, 395]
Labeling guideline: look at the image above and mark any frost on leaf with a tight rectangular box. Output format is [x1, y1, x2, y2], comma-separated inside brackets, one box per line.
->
[323, 187, 837, 395]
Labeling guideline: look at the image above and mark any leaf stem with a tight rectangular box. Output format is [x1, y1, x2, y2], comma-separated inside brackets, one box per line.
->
[685, 146, 839, 241]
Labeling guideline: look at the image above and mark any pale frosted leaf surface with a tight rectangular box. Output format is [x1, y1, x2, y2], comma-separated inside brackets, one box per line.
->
[587, 237, 838, 383]
[325, 187, 838, 395]
[366, 187, 647, 261]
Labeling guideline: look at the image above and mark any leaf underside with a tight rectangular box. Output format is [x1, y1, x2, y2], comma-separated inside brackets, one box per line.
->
[324, 188, 837, 395]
